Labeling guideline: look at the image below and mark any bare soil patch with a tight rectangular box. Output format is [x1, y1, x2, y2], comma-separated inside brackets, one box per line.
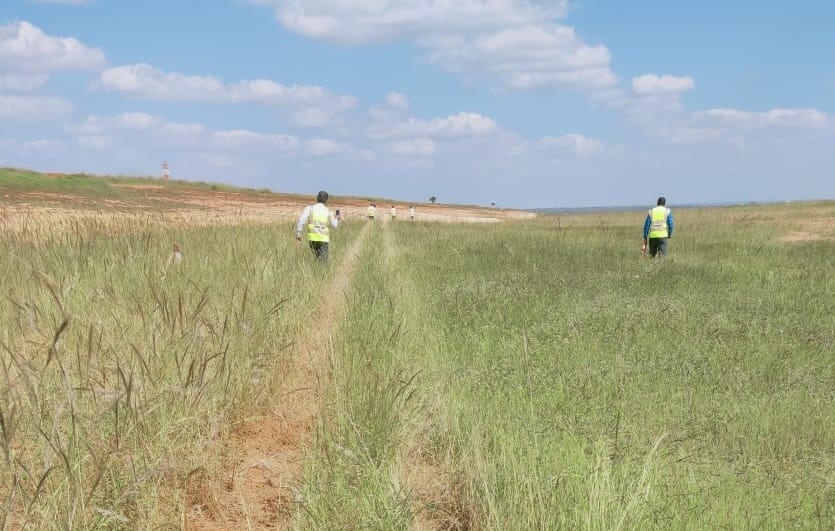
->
[778, 231, 834, 243]
[1, 187, 532, 235]
[186, 224, 371, 530]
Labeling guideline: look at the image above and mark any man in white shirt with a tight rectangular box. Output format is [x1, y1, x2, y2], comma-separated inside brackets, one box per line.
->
[295, 191, 339, 263]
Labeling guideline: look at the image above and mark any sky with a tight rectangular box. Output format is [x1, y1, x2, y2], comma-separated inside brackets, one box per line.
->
[1, 0, 833, 209]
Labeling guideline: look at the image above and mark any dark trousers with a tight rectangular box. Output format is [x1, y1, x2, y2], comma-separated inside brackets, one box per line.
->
[309, 241, 329, 263]
[648, 237, 667, 258]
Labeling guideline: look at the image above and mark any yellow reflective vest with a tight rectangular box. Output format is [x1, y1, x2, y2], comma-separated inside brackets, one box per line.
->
[648, 206, 671, 238]
[307, 204, 331, 242]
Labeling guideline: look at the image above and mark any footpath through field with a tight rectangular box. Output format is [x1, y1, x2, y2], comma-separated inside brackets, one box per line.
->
[187, 222, 372, 530]
[187, 217, 468, 530]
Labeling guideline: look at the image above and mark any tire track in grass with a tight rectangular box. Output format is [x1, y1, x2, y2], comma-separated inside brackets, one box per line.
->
[381, 222, 475, 531]
[187, 223, 371, 530]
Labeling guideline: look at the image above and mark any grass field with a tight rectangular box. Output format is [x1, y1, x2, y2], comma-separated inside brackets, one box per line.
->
[1, 171, 834, 529]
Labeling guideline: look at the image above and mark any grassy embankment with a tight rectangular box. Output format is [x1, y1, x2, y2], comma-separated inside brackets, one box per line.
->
[296, 204, 835, 529]
[0, 167, 267, 197]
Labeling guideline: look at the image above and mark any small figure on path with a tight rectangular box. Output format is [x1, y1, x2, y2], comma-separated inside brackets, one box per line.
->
[296, 191, 339, 263]
[643, 196, 674, 258]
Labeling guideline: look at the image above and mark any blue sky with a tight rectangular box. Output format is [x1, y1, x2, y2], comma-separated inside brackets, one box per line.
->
[1, 0, 833, 208]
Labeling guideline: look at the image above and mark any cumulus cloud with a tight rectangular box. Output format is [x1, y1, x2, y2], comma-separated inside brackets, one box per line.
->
[69, 112, 164, 135]
[68, 112, 304, 154]
[96, 63, 357, 112]
[95, 64, 357, 130]
[307, 138, 353, 156]
[537, 133, 603, 155]
[427, 24, 617, 90]
[0, 94, 72, 119]
[369, 92, 411, 125]
[634, 106, 830, 147]
[385, 92, 410, 110]
[391, 137, 436, 156]
[77, 135, 112, 150]
[0, 21, 106, 73]
[158, 122, 207, 141]
[292, 108, 335, 127]
[213, 129, 300, 151]
[697, 108, 827, 129]
[632, 74, 694, 95]
[251, 0, 569, 45]
[0, 73, 49, 91]
[372, 111, 498, 139]
[249, 1, 613, 92]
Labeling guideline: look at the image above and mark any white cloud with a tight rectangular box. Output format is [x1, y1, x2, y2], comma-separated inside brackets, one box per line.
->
[391, 138, 436, 156]
[632, 74, 694, 95]
[252, 0, 569, 45]
[428, 24, 617, 90]
[373, 111, 498, 139]
[22, 139, 64, 151]
[630, 105, 830, 147]
[213, 129, 300, 151]
[69, 112, 163, 135]
[369, 92, 411, 125]
[291, 108, 335, 127]
[0, 73, 49, 91]
[0, 94, 72, 119]
[96, 64, 227, 100]
[250, 2, 614, 92]
[161, 122, 300, 154]
[77, 135, 112, 150]
[537, 133, 603, 155]
[385, 92, 410, 110]
[96, 64, 357, 111]
[68, 112, 303, 154]
[159, 122, 207, 138]
[663, 127, 735, 146]
[698, 108, 827, 129]
[0, 21, 106, 73]
[117, 112, 163, 130]
[307, 138, 352, 156]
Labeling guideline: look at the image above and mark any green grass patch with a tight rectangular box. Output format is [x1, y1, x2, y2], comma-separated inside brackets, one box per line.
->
[0, 213, 362, 529]
[385, 211, 835, 529]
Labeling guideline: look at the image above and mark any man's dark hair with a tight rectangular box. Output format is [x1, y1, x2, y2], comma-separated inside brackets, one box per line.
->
[317, 191, 328, 203]
[657, 196, 666, 206]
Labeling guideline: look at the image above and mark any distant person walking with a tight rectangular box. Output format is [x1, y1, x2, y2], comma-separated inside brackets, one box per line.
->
[408, 206, 415, 220]
[295, 191, 339, 263]
[367, 203, 377, 220]
[390, 205, 397, 220]
[643, 196, 674, 258]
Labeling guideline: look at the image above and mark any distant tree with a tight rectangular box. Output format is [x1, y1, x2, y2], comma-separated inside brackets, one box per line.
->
[429, 196, 436, 204]
[491, 202, 496, 207]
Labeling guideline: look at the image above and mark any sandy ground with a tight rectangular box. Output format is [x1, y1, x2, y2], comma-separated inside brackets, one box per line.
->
[0, 186, 535, 238]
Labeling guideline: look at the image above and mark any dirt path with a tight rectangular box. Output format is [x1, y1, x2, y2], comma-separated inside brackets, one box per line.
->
[379, 222, 473, 531]
[187, 224, 371, 530]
